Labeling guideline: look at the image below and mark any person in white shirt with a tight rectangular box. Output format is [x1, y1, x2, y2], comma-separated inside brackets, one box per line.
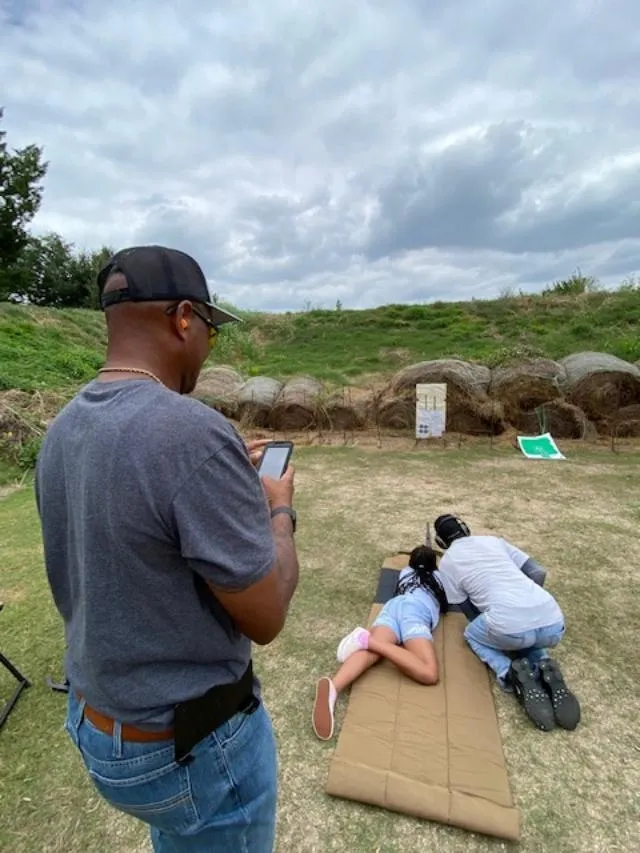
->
[434, 514, 580, 733]
[312, 545, 445, 741]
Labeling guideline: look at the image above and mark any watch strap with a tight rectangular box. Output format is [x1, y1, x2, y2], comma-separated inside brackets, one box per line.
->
[270, 505, 296, 532]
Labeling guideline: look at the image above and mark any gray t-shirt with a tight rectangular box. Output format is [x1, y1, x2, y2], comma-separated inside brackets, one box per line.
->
[35, 379, 276, 726]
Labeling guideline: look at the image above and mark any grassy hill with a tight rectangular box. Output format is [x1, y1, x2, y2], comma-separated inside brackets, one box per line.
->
[1, 287, 640, 393]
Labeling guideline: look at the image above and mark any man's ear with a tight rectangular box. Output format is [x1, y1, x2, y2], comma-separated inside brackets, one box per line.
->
[174, 301, 194, 339]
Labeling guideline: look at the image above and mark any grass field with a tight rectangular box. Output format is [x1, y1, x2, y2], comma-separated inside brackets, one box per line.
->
[1, 444, 639, 853]
[2, 285, 640, 392]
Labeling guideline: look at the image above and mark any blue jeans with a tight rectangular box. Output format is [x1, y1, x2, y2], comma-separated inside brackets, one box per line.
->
[372, 596, 434, 643]
[64, 689, 278, 852]
[464, 614, 565, 687]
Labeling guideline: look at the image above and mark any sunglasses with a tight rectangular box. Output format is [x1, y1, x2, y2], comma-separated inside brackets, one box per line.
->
[165, 303, 219, 348]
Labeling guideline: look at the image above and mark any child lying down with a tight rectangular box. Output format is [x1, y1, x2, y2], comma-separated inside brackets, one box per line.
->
[312, 545, 445, 741]
[313, 522, 581, 741]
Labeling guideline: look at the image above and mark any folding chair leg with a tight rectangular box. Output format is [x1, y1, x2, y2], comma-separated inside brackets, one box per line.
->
[0, 652, 31, 731]
[46, 675, 70, 693]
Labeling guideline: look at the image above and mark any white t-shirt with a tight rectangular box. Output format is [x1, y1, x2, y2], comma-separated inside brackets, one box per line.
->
[437, 535, 563, 634]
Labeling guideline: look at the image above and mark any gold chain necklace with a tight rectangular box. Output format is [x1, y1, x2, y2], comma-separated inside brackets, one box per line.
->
[97, 367, 163, 384]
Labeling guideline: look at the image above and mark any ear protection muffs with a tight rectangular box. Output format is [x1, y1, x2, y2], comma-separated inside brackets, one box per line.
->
[434, 514, 470, 549]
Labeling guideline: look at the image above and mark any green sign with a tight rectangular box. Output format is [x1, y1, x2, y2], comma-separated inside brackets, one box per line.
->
[517, 432, 565, 460]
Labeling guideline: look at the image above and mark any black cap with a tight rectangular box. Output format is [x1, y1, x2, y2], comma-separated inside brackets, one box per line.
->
[434, 514, 470, 548]
[97, 245, 241, 327]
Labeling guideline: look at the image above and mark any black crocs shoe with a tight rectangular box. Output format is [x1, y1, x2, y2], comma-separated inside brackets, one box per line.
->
[507, 658, 556, 732]
[538, 659, 581, 731]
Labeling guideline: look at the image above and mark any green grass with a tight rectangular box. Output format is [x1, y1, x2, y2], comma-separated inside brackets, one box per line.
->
[0, 304, 107, 391]
[2, 286, 640, 391]
[1, 445, 639, 852]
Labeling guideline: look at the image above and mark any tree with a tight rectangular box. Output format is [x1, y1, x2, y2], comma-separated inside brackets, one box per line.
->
[9, 233, 113, 308]
[0, 108, 48, 287]
[73, 245, 114, 309]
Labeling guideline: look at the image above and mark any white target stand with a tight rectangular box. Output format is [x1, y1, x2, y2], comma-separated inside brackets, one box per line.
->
[415, 383, 447, 442]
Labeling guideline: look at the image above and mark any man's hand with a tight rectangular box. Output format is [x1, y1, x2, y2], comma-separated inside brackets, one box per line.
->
[261, 465, 295, 509]
[244, 438, 272, 468]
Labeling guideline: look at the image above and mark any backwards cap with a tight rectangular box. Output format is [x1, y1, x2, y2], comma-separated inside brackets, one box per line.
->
[97, 245, 241, 327]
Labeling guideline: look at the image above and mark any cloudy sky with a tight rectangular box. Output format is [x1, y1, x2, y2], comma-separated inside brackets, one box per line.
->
[2, 0, 639, 311]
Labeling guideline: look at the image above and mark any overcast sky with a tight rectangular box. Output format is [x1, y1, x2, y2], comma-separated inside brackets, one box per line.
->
[2, 0, 639, 311]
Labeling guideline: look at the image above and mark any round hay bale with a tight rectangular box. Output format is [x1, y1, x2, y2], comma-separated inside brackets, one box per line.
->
[490, 358, 566, 424]
[448, 397, 506, 435]
[513, 400, 594, 439]
[380, 359, 505, 435]
[560, 352, 640, 422]
[320, 388, 370, 431]
[374, 396, 414, 431]
[610, 404, 640, 438]
[236, 376, 283, 427]
[269, 376, 324, 431]
[192, 366, 244, 418]
[390, 359, 491, 396]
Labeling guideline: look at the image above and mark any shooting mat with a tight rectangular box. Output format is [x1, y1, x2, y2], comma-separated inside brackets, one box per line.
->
[325, 553, 521, 842]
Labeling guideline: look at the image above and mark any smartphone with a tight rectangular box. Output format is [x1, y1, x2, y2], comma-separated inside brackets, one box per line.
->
[257, 441, 293, 479]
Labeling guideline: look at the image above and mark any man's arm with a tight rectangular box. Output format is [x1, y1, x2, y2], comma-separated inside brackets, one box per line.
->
[210, 473, 299, 645]
[519, 557, 547, 587]
[502, 538, 546, 586]
[211, 514, 298, 645]
[170, 437, 299, 646]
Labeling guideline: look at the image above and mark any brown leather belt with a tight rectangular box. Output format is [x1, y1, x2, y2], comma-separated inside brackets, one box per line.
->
[78, 693, 174, 742]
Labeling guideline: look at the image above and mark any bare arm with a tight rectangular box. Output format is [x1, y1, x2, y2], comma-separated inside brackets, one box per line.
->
[208, 511, 299, 645]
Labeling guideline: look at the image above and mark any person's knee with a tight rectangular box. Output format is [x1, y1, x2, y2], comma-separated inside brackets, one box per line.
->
[417, 662, 439, 685]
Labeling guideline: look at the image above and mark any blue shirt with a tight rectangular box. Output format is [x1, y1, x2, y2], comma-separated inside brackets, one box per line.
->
[396, 566, 442, 631]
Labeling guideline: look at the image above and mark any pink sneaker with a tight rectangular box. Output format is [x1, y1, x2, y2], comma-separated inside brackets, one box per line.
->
[336, 627, 370, 663]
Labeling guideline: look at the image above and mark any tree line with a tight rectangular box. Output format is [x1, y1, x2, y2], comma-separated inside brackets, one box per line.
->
[0, 108, 112, 309]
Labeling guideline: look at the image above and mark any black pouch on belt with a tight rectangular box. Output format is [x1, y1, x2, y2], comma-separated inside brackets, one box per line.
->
[173, 660, 259, 764]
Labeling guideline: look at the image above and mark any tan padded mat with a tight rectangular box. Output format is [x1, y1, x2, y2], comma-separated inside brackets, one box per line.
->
[325, 553, 521, 842]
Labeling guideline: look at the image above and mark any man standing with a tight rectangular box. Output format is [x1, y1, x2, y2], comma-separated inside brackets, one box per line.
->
[433, 514, 580, 733]
[35, 246, 299, 852]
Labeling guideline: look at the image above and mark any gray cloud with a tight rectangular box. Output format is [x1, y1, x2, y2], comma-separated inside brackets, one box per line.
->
[1, 0, 640, 311]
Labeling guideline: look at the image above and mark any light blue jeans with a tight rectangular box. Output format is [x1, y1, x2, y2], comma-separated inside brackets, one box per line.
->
[372, 596, 434, 643]
[64, 689, 278, 852]
[464, 614, 565, 688]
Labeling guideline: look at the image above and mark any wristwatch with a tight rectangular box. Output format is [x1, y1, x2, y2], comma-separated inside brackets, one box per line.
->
[270, 506, 297, 533]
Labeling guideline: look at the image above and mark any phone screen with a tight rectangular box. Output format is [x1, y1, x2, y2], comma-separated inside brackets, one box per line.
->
[259, 445, 291, 479]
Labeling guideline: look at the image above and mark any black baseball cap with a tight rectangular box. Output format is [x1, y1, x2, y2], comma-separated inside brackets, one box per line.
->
[434, 514, 470, 548]
[97, 245, 241, 327]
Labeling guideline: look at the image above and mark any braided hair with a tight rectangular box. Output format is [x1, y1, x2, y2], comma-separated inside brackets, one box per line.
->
[406, 545, 449, 615]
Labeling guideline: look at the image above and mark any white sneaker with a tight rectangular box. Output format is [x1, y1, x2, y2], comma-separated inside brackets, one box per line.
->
[336, 627, 370, 663]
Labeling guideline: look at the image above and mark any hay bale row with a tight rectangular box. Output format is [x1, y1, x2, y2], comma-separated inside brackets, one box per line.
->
[191, 353, 640, 438]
